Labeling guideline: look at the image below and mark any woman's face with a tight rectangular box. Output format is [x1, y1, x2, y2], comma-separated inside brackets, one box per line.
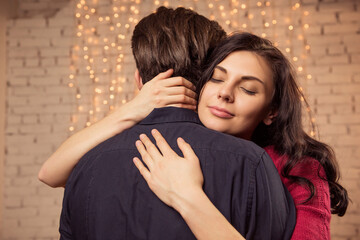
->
[198, 51, 275, 140]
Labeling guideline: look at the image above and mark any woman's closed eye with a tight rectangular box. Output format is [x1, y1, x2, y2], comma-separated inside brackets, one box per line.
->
[240, 87, 257, 95]
[210, 77, 224, 83]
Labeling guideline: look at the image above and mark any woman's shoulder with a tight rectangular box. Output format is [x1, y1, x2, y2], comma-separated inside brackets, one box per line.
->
[264, 145, 326, 180]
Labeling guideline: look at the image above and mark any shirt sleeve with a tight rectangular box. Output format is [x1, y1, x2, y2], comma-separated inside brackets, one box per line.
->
[287, 160, 331, 240]
[247, 152, 296, 240]
[59, 188, 73, 240]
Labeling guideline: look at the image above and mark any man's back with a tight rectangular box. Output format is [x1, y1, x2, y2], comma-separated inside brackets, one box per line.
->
[60, 107, 295, 239]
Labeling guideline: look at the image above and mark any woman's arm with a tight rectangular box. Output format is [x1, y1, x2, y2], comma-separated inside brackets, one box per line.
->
[133, 129, 244, 240]
[38, 69, 197, 188]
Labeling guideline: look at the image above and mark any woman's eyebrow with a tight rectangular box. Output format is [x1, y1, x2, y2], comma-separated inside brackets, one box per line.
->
[241, 76, 265, 85]
[215, 65, 265, 84]
[215, 65, 227, 73]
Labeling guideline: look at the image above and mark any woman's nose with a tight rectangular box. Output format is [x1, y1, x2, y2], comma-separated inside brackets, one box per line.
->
[217, 84, 234, 103]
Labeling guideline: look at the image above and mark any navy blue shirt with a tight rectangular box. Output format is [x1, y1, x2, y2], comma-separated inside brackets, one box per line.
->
[60, 107, 295, 240]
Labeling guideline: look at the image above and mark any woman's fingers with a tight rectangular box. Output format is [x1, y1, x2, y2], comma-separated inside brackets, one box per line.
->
[133, 157, 151, 182]
[151, 129, 176, 156]
[161, 95, 197, 106]
[139, 134, 163, 159]
[166, 86, 197, 100]
[160, 76, 196, 91]
[152, 69, 174, 81]
[135, 140, 154, 170]
[177, 137, 198, 161]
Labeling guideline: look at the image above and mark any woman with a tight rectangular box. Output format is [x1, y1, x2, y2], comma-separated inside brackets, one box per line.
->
[39, 32, 348, 239]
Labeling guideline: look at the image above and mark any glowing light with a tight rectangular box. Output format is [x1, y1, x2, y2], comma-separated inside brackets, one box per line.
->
[208, 3, 214, 8]
[304, 24, 310, 29]
[241, 4, 246, 9]
[69, 126, 75, 132]
[288, 25, 294, 30]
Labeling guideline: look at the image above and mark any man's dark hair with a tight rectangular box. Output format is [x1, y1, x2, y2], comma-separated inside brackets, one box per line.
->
[131, 6, 226, 85]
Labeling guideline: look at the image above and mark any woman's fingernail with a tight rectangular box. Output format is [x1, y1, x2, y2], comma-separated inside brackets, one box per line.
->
[151, 129, 158, 135]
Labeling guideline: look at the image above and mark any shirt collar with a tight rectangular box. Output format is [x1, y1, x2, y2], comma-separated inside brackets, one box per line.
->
[138, 107, 202, 125]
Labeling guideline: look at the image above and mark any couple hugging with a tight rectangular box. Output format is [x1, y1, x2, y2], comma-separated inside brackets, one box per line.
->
[39, 6, 348, 240]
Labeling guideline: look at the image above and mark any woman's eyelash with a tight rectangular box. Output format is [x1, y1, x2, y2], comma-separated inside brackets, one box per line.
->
[240, 87, 257, 95]
[210, 78, 223, 83]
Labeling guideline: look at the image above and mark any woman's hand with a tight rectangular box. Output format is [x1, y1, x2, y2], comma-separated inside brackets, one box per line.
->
[133, 129, 203, 208]
[125, 69, 197, 123]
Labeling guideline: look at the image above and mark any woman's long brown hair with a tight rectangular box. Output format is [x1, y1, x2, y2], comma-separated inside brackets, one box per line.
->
[198, 32, 349, 216]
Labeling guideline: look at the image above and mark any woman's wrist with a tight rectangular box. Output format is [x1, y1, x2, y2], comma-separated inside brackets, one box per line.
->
[171, 187, 206, 217]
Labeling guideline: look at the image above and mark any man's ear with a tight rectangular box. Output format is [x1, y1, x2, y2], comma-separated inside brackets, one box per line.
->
[134, 69, 143, 90]
[263, 109, 278, 126]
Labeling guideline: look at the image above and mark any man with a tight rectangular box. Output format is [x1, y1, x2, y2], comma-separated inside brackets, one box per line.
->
[60, 7, 295, 239]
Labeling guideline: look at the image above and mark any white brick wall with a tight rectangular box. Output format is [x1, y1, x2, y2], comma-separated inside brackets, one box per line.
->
[3, 0, 360, 239]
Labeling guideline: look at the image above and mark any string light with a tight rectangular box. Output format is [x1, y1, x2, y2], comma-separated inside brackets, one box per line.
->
[70, 0, 315, 136]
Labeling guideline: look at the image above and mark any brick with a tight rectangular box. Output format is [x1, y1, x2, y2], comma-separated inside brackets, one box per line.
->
[41, 58, 56, 67]
[28, 95, 61, 105]
[23, 196, 56, 207]
[11, 67, 46, 77]
[334, 104, 354, 114]
[29, 76, 61, 86]
[332, 64, 360, 74]
[30, 28, 62, 38]
[16, 18, 47, 28]
[308, 35, 342, 46]
[331, 223, 357, 237]
[349, 125, 360, 134]
[13, 86, 45, 95]
[3, 219, 19, 228]
[51, 37, 74, 47]
[5, 186, 37, 197]
[40, 47, 70, 57]
[339, 11, 360, 22]
[332, 84, 360, 94]
[45, 85, 72, 94]
[38, 206, 61, 217]
[57, 57, 71, 66]
[315, 105, 334, 114]
[23, 115, 38, 124]
[8, 76, 28, 86]
[343, 34, 360, 44]
[20, 165, 42, 176]
[6, 115, 22, 124]
[317, 95, 352, 104]
[306, 12, 337, 24]
[45, 66, 70, 76]
[328, 45, 346, 55]
[306, 84, 332, 95]
[330, 114, 360, 124]
[25, 58, 40, 67]
[7, 96, 28, 106]
[19, 124, 51, 134]
[20, 38, 51, 47]
[318, 2, 356, 13]
[324, 23, 360, 35]
[316, 55, 349, 65]
[8, 59, 24, 67]
[351, 54, 360, 63]
[20, 217, 53, 227]
[318, 124, 347, 134]
[8, 28, 31, 37]
[8, 48, 38, 58]
[316, 74, 352, 84]
[48, 17, 75, 27]
[6, 155, 37, 165]
[4, 197, 22, 208]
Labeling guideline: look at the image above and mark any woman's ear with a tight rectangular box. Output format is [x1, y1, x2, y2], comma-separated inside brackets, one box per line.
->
[263, 109, 278, 126]
[134, 69, 143, 90]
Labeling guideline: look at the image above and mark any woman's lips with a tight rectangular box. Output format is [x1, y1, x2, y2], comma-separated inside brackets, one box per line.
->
[209, 106, 234, 119]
